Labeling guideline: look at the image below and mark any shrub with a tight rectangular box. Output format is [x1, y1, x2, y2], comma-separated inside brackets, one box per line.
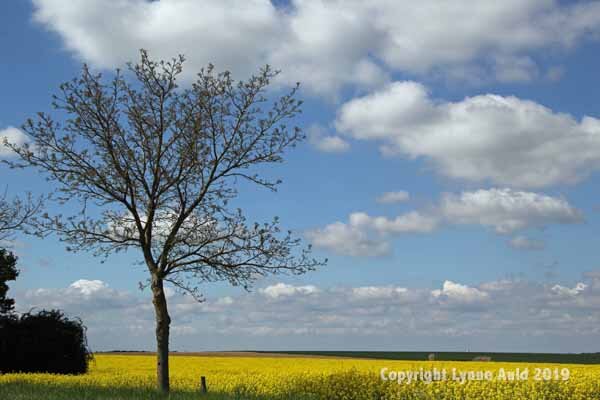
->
[0, 249, 18, 315]
[0, 309, 93, 374]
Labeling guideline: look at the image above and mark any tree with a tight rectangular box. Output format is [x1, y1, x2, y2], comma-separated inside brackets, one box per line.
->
[0, 249, 18, 315]
[6, 50, 325, 393]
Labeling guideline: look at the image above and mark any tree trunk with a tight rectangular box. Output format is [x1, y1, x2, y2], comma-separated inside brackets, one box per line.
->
[151, 275, 171, 393]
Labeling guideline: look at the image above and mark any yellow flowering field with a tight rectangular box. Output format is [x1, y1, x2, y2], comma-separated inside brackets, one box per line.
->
[1, 354, 600, 399]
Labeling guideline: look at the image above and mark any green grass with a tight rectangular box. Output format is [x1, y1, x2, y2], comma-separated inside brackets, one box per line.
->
[256, 350, 600, 364]
[0, 382, 249, 400]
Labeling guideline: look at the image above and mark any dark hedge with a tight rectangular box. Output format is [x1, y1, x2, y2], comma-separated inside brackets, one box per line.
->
[0, 309, 93, 374]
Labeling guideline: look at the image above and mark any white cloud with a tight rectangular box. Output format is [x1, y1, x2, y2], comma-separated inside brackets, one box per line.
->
[308, 188, 580, 256]
[431, 280, 489, 305]
[315, 136, 350, 153]
[260, 283, 319, 299]
[439, 189, 582, 234]
[69, 279, 109, 295]
[31, 0, 385, 96]
[216, 296, 235, 306]
[307, 124, 350, 153]
[32, 0, 281, 79]
[336, 81, 600, 188]
[509, 236, 545, 251]
[370, 1, 600, 78]
[352, 286, 407, 300]
[376, 191, 410, 204]
[305, 221, 390, 257]
[267, 1, 389, 95]
[24, 279, 134, 313]
[551, 282, 587, 297]
[349, 211, 438, 234]
[31, 1, 600, 95]
[306, 210, 435, 257]
[0, 127, 29, 158]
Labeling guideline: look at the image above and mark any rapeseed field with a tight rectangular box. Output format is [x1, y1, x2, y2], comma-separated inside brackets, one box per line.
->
[1, 354, 599, 399]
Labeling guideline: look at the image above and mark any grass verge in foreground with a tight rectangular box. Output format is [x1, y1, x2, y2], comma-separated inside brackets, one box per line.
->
[0, 382, 246, 400]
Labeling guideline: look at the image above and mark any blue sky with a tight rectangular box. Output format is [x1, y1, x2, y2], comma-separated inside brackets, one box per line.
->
[2, 0, 600, 352]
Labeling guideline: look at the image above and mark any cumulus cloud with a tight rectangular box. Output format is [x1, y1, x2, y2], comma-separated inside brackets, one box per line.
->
[32, 1, 600, 95]
[0, 127, 29, 158]
[307, 188, 580, 256]
[305, 221, 390, 257]
[314, 136, 350, 153]
[216, 296, 235, 306]
[551, 282, 587, 297]
[260, 283, 319, 299]
[431, 280, 489, 305]
[368, 1, 600, 79]
[336, 81, 600, 188]
[351, 286, 407, 300]
[307, 124, 350, 153]
[266, 1, 389, 95]
[376, 191, 410, 204]
[508, 236, 545, 251]
[439, 189, 582, 234]
[69, 279, 109, 295]
[15, 274, 600, 352]
[349, 211, 438, 235]
[24, 279, 134, 313]
[32, 0, 281, 79]
[306, 210, 436, 257]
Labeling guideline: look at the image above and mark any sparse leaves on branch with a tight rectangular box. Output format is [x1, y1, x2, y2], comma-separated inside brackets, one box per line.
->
[0, 190, 43, 243]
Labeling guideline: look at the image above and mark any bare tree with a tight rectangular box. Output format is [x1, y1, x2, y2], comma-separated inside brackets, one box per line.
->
[0, 190, 42, 243]
[6, 50, 325, 393]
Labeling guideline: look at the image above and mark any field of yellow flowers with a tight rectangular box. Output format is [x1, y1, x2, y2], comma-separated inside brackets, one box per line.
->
[1, 354, 600, 399]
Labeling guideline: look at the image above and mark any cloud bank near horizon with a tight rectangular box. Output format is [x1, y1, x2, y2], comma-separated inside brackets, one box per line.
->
[14, 274, 600, 352]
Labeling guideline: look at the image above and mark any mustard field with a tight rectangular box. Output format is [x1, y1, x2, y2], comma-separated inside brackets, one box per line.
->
[1, 354, 600, 399]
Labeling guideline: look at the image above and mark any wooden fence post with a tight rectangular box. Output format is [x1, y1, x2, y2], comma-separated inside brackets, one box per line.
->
[200, 375, 207, 394]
